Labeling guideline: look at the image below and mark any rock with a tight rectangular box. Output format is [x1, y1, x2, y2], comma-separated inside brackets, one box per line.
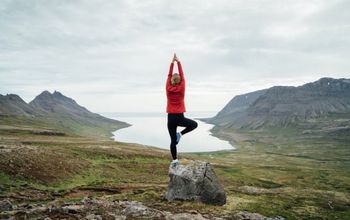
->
[120, 201, 165, 218]
[165, 159, 226, 205]
[61, 204, 85, 214]
[237, 186, 279, 195]
[1, 197, 228, 219]
[166, 212, 208, 220]
[105, 212, 127, 220]
[0, 199, 13, 211]
[234, 211, 285, 220]
[85, 213, 102, 220]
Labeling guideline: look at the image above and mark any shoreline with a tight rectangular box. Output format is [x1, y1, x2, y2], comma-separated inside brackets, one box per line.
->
[111, 117, 235, 153]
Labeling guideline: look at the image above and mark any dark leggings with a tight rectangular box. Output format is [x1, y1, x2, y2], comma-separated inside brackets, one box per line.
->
[167, 113, 198, 160]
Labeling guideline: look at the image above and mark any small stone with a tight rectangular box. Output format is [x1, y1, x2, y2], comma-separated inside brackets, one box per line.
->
[121, 201, 164, 218]
[81, 196, 94, 204]
[85, 213, 102, 220]
[234, 211, 285, 220]
[166, 213, 208, 220]
[0, 199, 13, 211]
[188, 209, 199, 214]
[62, 204, 85, 214]
[106, 212, 127, 220]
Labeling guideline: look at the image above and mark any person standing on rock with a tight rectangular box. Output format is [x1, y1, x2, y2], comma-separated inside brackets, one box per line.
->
[166, 53, 198, 168]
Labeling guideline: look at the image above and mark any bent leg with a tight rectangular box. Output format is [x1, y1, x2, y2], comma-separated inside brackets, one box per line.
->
[178, 116, 198, 135]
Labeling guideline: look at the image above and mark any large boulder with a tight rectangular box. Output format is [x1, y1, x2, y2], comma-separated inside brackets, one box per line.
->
[165, 159, 226, 205]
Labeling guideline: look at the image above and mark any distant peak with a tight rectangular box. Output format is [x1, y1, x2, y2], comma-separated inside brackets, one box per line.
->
[315, 77, 350, 83]
[34, 90, 71, 102]
[5, 94, 23, 101]
[319, 77, 334, 81]
[6, 93, 20, 97]
[37, 90, 52, 97]
[36, 90, 65, 98]
[302, 77, 350, 89]
[53, 90, 63, 97]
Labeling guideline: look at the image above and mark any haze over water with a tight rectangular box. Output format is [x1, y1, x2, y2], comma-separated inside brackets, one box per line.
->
[108, 112, 234, 152]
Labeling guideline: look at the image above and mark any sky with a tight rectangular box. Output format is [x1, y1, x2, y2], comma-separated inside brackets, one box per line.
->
[0, 0, 349, 113]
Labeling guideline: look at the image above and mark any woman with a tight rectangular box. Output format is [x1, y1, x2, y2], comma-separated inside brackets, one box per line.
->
[166, 53, 198, 168]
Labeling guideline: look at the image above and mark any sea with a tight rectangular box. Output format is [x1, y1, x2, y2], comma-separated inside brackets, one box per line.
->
[101, 111, 234, 153]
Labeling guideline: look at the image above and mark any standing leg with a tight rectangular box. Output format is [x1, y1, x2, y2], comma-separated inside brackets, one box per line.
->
[178, 115, 198, 135]
[167, 115, 178, 160]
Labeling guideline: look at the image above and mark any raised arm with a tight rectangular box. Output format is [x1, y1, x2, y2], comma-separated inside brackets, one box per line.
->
[168, 62, 174, 77]
[177, 61, 184, 80]
[166, 53, 185, 92]
[175, 54, 185, 85]
[166, 54, 177, 85]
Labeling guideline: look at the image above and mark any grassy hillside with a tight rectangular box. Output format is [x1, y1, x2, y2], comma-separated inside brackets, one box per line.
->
[1, 119, 349, 219]
[204, 118, 350, 219]
[0, 114, 128, 139]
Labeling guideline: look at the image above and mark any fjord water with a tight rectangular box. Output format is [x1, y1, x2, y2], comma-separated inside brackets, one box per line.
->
[108, 112, 234, 152]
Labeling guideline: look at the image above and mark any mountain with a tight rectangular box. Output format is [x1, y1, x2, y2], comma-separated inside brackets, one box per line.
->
[206, 77, 350, 129]
[0, 91, 129, 138]
[0, 94, 36, 116]
[30, 91, 93, 115]
[203, 89, 267, 126]
[29, 90, 116, 123]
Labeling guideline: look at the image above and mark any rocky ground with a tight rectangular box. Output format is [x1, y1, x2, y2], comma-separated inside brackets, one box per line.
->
[1, 125, 349, 219]
[0, 197, 285, 220]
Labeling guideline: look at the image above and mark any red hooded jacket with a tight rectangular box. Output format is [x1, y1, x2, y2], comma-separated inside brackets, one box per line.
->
[166, 61, 186, 113]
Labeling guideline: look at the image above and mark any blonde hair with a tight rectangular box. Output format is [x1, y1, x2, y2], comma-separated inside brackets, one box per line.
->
[171, 73, 181, 85]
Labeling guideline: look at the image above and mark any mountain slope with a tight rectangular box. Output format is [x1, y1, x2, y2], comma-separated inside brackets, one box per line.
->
[207, 77, 350, 129]
[30, 91, 92, 115]
[204, 89, 267, 126]
[29, 91, 121, 125]
[28, 90, 129, 137]
[0, 91, 129, 138]
[0, 94, 36, 116]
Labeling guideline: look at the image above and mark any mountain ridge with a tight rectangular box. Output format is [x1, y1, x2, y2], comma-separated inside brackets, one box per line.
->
[0, 90, 129, 138]
[29, 90, 91, 115]
[0, 94, 36, 116]
[206, 77, 350, 129]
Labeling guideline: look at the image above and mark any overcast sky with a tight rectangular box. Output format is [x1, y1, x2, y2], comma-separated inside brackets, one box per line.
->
[0, 0, 349, 113]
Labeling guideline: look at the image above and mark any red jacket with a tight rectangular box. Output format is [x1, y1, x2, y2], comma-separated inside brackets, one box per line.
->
[166, 61, 186, 113]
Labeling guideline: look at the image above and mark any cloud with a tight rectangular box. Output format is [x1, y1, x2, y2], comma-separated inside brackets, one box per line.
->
[0, 0, 349, 113]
